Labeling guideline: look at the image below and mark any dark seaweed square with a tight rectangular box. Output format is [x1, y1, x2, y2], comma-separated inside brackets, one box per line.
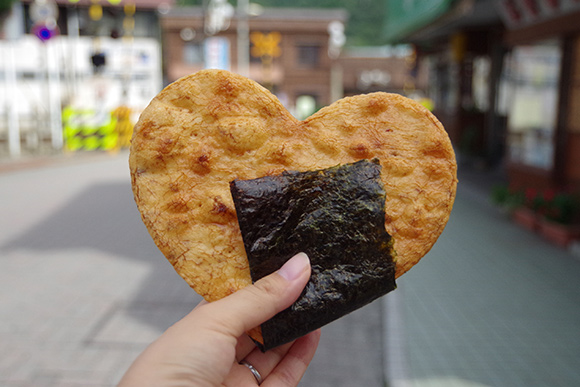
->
[230, 159, 396, 351]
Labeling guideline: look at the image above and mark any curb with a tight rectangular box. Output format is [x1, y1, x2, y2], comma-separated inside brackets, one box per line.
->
[0, 150, 128, 174]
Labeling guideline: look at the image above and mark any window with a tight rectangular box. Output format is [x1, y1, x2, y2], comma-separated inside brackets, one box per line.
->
[472, 56, 491, 112]
[501, 40, 562, 170]
[183, 42, 204, 66]
[297, 45, 320, 67]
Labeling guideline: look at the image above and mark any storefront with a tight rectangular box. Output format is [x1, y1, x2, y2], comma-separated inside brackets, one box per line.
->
[498, 39, 562, 182]
[385, 0, 580, 192]
[498, 0, 580, 191]
[384, 0, 505, 167]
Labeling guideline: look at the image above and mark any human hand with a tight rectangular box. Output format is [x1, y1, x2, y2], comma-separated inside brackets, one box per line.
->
[118, 252, 320, 386]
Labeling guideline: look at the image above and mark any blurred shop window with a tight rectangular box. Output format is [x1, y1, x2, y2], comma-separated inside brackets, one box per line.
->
[296, 95, 318, 120]
[472, 56, 491, 112]
[184, 42, 204, 66]
[426, 56, 459, 114]
[500, 40, 562, 170]
[297, 45, 320, 68]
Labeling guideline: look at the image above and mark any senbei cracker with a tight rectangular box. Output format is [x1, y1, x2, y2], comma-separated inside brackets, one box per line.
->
[129, 69, 457, 347]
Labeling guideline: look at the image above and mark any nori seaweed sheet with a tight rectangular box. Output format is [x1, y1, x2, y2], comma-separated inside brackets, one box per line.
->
[230, 159, 397, 351]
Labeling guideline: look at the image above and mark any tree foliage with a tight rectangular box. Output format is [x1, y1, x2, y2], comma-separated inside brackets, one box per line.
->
[0, 0, 16, 30]
[0, 0, 15, 12]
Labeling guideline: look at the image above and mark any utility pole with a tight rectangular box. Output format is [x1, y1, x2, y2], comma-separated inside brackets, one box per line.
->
[237, 0, 250, 77]
[4, 2, 24, 157]
[328, 21, 345, 103]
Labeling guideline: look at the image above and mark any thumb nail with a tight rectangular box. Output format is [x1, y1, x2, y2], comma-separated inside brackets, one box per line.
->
[278, 253, 309, 281]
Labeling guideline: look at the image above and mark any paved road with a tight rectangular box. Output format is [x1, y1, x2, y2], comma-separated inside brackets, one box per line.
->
[1, 152, 579, 386]
[0, 152, 386, 387]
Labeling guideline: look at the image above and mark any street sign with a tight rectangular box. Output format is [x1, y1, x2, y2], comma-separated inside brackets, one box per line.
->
[32, 22, 59, 41]
[30, 0, 59, 41]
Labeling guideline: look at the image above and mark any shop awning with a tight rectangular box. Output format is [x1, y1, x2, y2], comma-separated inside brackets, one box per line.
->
[383, 0, 456, 43]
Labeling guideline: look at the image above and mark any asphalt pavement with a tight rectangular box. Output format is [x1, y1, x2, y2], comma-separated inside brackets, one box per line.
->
[0, 151, 579, 386]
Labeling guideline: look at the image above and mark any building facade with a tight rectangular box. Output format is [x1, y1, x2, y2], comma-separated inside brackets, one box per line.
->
[499, 0, 580, 192]
[160, 6, 348, 118]
[384, 0, 580, 194]
[161, 6, 424, 120]
[0, 0, 172, 156]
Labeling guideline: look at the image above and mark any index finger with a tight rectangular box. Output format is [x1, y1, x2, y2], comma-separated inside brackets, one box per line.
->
[199, 253, 310, 338]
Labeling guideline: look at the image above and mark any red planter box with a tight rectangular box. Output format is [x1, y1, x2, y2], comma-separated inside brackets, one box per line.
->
[511, 207, 580, 248]
[538, 220, 580, 248]
[512, 207, 540, 232]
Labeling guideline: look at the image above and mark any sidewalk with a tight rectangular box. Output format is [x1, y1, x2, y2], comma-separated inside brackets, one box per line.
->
[384, 165, 580, 386]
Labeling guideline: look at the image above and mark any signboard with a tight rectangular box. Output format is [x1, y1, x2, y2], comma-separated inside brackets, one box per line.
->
[204, 36, 230, 71]
[383, 0, 454, 43]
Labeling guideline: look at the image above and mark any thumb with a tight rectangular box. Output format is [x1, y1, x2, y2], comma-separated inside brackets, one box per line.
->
[200, 252, 311, 337]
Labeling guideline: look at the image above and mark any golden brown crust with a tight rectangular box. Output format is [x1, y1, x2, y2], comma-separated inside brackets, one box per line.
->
[129, 69, 457, 303]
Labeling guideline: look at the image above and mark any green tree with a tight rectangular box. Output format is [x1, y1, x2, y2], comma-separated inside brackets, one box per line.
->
[177, 0, 204, 5]
[0, 0, 14, 12]
[0, 0, 16, 30]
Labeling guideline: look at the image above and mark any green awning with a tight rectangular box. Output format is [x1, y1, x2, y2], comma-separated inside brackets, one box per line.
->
[383, 0, 455, 43]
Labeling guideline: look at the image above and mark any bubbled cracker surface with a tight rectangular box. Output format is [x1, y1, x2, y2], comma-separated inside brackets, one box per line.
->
[130, 69, 457, 302]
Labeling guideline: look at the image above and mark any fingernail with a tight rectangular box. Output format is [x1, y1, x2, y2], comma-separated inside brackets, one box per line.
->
[278, 253, 309, 281]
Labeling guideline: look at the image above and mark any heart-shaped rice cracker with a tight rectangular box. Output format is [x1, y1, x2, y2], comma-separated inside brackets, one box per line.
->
[129, 69, 457, 303]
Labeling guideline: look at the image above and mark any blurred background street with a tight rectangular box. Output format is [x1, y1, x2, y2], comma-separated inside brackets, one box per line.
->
[3, 0, 580, 386]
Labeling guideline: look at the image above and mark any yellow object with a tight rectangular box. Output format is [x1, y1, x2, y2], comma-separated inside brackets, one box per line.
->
[112, 106, 134, 150]
[62, 106, 133, 152]
[124, 3, 137, 16]
[89, 4, 103, 21]
[419, 98, 435, 112]
[451, 32, 467, 63]
[250, 32, 282, 58]
[123, 17, 135, 32]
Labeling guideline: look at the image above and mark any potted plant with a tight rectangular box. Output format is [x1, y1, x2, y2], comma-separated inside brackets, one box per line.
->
[537, 192, 580, 247]
[491, 184, 526, 216]
[511, 187, 543, 232]
[491, 185, 580, 247]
